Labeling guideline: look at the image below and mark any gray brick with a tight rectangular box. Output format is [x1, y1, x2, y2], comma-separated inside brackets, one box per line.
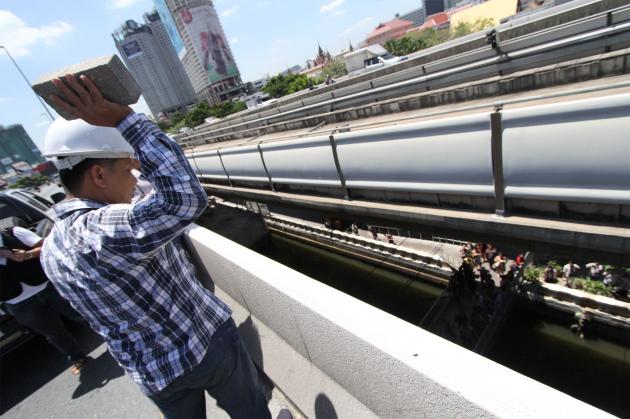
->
[32, 55, 141, 120]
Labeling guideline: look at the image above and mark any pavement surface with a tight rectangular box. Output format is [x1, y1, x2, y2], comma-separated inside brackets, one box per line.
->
[0, 322, 295, 419]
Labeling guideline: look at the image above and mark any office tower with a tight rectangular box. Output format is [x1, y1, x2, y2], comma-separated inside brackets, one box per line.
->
[0, 124, 43, 174]
[154, 0, 242, 104]
[423, 0, 448, 17]
[113, 11, 197, 117]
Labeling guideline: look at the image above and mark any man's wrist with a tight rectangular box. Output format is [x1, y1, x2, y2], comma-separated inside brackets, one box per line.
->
[112, 106, 133, 127]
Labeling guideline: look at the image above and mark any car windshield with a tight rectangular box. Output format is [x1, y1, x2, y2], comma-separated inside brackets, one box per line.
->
[13, 191, 51, 212]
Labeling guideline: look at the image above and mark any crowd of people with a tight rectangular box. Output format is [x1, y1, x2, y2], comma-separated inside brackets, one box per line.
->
[542, 260, 629, 298]
[439, 242, 521, 349]
[459, 242, 522, 280]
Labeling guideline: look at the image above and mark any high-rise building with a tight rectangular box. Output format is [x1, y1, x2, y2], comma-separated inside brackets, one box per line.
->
[398, 8, 425, 28]
[113, 11, 197, 118]
[0, 124, 44, 175]
[154, 0, 242, 104]
[423, 0, 448, 17]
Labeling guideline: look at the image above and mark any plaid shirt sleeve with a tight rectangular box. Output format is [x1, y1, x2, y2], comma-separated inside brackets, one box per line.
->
[86, 112, 208, 259]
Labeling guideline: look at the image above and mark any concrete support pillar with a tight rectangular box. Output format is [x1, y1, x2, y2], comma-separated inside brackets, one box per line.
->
[257, 143, 275, 192]
[329, 134, 351, 200]
[490, 110, 506, 216]
[217, 149, 233, 187]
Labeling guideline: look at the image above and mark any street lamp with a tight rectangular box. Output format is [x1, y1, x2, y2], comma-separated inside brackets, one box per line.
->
[0, 45, 55, 122]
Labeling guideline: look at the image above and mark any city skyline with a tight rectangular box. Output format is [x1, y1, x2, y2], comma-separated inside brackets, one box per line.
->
[0, 0, 421, 148]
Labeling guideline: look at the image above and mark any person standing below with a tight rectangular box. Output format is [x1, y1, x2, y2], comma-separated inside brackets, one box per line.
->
[544, 264, 557, 283]
[41, 74, 271, 419]
[563, 260, 580, 287]
[585, 262, 603, 281]
[1, 225, 87, 374]
[367, 225, 378, 240]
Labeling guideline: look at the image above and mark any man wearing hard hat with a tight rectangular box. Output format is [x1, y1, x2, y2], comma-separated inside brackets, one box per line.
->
[40, 74, 271, 419]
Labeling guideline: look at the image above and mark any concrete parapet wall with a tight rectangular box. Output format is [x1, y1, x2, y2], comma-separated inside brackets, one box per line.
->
[185, 225, 613, 418]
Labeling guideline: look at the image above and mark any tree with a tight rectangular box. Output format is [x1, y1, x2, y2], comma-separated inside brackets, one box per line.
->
[171, 112, 185, 125]
[11, 174, 50, 189]
[384, 18, 495, 57]
[287, 75, 308, 94]
[164, 100, 249, 131]
[450, 18, 494, 39]
[262, 73, 320, 98]
[321, 58, 348, 78]
[185, 102, 211, 127]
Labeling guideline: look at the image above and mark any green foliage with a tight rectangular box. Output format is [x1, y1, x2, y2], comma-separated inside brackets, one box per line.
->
[171, 112, 185, 125]
[262, 73, 322, 98]
[311, 74, 326, 85]
[384, 17, 495, 56]
[162, 100, 248, 133]
[287, 75, 308, 94]
[572, 278, 613, 297]
[185, 102, 211, 127]
[11, 174, 50, 189]
[321, 58, 348, 78]
[450, 17, 495, 39]
[547, 260, 562, 271]
[168, 119, 187, 134]
[157, 121, 171, 131]
[523, 266, 543, 283]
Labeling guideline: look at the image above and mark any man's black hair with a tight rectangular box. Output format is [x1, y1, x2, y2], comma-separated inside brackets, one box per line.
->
[58, 158, 116, 194]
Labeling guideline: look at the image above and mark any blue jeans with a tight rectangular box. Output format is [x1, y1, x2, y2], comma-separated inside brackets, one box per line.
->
[148, 318, 271, 419]
[5, 283, 85, 362]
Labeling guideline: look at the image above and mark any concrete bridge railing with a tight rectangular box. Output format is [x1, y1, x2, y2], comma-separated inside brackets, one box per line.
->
[184, 225, 613, 418]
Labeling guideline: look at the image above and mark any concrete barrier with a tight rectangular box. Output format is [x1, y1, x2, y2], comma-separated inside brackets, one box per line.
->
[185, 225, 613, 418]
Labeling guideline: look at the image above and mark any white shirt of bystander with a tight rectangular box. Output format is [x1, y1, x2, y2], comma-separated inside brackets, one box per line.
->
[1, 227, 48, 304]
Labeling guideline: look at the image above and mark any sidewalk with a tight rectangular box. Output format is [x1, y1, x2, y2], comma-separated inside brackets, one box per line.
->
[1, 324, 296, 419]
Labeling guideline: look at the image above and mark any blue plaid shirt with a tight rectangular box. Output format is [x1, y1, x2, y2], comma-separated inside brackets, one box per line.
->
[41, 113, 231, 395]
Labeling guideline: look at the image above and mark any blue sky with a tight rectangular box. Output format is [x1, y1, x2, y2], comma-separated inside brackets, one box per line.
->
[1, 0, 421, 149]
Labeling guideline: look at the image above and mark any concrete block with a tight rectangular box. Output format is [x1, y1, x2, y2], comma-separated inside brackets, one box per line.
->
[32, 55, 141, 120]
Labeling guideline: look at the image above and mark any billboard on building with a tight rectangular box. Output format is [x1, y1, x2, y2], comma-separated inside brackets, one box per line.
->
[154, 0, 186, 58]
[179, 5, 238, 84]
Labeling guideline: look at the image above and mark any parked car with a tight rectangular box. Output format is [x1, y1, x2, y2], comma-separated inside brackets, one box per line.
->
[0, 188, 63, 355]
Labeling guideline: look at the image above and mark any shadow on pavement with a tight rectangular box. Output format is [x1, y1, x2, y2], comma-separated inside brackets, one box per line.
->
[237, 315, 274, 403]
[0, 323, 101, 414]
[315, 393, 338, 419]
[72, 350, 124, 399]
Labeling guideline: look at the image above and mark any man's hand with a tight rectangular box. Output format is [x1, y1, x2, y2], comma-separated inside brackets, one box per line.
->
[49, 74, 132, 127]
[7, 249, 30, 262]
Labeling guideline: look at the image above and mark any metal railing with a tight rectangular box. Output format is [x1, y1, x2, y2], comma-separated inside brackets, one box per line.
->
[432, 236, 470, 247]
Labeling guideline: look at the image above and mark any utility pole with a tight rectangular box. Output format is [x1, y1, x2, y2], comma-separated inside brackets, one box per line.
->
[0, 46, 55, 122]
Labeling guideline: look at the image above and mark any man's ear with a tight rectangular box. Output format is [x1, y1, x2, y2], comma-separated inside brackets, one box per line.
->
[87, 164, 108, 189]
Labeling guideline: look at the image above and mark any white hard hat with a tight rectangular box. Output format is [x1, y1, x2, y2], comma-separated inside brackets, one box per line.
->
[43, 118, 135, 170]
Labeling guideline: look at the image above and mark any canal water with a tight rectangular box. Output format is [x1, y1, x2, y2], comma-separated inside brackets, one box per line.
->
[259, 234, 630, 417]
